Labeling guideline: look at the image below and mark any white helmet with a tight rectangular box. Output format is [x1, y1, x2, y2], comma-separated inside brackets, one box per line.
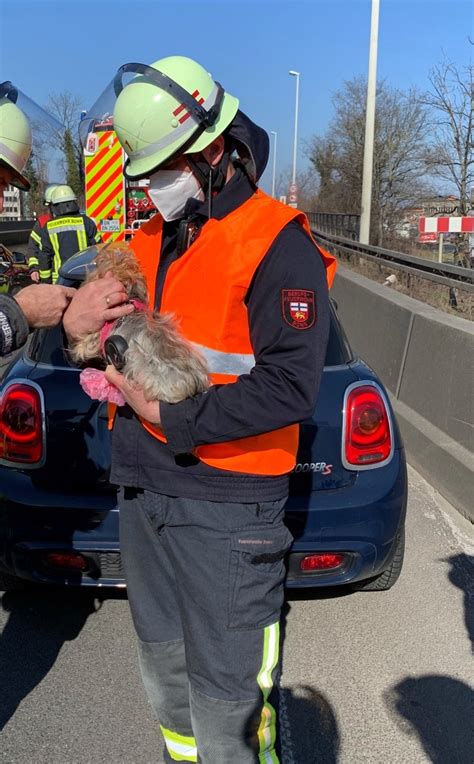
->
[0, 81, 65, 191]
[0, 96, 32, 190]
[50, 185, 77, 204]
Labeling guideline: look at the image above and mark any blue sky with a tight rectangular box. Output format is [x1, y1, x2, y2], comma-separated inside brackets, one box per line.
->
[1, 0, 472, 193]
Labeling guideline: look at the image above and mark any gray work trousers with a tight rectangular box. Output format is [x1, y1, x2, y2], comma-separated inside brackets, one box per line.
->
[119, 488, 292, 764]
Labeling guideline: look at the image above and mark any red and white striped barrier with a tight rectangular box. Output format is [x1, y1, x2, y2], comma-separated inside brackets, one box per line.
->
[419, 216, 474, 234]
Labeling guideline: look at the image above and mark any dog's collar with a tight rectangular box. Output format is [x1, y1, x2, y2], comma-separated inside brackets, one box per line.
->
[99, 299, 147, 354]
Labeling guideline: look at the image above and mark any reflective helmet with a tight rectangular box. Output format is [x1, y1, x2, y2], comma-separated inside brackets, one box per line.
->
[44, 184, 59, 205]
[51, 185, 77, 204]
[0, 81, 65, 192]
[81, 56, 239, 180]
[0, 95, 32, 190]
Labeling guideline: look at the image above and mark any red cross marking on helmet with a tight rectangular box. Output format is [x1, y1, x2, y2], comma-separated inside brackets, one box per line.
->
[173, 90, 205, 124]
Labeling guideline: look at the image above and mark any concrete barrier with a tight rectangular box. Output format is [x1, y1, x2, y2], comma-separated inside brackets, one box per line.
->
[332, 265, 474, 522]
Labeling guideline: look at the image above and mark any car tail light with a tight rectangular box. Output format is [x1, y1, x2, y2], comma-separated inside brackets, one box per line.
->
[43, 552, 88, 572]
[343, 383, 393, 468]
[0, 383, 43, 464]
[300, 553, 346, 572]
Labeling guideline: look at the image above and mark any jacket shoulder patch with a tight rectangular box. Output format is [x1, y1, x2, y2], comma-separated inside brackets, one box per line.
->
[281, 289, 316, 329]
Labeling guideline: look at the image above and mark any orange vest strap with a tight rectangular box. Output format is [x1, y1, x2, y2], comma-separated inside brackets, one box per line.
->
[130, 214, 163, 308]
[107, 402, 118, 431]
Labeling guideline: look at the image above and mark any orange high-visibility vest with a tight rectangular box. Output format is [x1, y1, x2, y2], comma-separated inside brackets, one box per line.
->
[128, 188, 337, 476]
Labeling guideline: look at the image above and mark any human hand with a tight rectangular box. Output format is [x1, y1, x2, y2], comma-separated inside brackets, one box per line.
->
[105, 365, 161, 424]
[63, 272, 135, 342]
[30, 271, 40, 283]
[14, 284, 76, 328]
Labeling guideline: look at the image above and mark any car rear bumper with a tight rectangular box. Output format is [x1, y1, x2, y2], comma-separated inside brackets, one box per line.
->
[0, 451, 407, 588]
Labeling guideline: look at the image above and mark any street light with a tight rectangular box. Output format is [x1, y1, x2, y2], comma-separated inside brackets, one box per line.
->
[360, 0, 380, 244]
[289, 70, 300, 205]
[270, 131, 277, 198]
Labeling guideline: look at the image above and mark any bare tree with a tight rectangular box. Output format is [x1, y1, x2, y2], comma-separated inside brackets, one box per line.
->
[45, 91, 85, 204]
[306, 78, 430, 245]
[422, 60, 474, 215]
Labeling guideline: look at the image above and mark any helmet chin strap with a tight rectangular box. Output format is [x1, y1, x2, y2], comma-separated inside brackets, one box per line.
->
[186, 152, 230, 218]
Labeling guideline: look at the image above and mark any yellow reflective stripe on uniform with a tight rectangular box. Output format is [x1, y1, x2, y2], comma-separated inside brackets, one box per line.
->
[47, 216, 85, 232]
[40, 269, 52, 279]
[94, 231, 101, 243]
[77, 227, 87, 252]
[257, 622, 280, 764]
[190, 341, 255, 376]
[30, 230, 41, 245]
[49, 232, 61, 283]
[28, 256, 39, 266]
[160, 726, 198, 762]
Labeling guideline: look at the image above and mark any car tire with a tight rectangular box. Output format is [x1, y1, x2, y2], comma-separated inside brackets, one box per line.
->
[351, 527, 405, 591]
[0, 571, 29, 591]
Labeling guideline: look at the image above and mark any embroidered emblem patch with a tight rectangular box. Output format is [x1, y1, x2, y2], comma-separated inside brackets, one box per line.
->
[281, 289, 316, 329]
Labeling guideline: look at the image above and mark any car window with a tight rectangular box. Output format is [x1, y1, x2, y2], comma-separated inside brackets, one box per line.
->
[325, 301, 353, 365]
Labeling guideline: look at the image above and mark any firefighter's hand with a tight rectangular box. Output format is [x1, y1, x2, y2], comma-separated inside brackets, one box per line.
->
[105, 365, 162, 425]
[14, 284, 76, 328]
[63, 272, 135, 342]
[30, 271, 40, 283]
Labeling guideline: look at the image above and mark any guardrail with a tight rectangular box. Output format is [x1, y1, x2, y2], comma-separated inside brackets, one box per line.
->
[311, 229, 474, 292]
[307, 212, 360, 240]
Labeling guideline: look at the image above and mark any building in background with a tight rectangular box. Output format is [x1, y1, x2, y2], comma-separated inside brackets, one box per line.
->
[0, 186, 22, 220]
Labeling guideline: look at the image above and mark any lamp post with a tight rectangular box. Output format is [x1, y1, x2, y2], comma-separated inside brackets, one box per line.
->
[359, 0, 380, 244]
[289, 70, 300, 206]
[270, 131, 277, 198]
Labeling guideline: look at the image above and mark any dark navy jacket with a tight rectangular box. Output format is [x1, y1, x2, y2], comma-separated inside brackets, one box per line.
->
[110, 169, 330, 502]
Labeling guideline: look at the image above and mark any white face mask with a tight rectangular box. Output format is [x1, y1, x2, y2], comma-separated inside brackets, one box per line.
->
[148, 168, 204, 221]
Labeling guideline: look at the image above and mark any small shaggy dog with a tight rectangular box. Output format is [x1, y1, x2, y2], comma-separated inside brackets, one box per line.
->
[70, 242, 210, 404]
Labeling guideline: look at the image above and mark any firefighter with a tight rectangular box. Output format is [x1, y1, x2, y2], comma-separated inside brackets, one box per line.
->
[0, 84, 78, 354]
[27, 185, 58, 282]
[64, 56, 336, 763]
[0, 86, 127, 356]
[39, 185, 101, 283]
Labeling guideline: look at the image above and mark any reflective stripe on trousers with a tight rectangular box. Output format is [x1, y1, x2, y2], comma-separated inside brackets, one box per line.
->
[119, 490, 291, 763]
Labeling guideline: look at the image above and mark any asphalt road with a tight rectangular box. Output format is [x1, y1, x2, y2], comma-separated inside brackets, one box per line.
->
[0, 466, 473, 764]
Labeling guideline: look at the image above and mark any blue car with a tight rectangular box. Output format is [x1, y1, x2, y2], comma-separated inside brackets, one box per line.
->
[0, 252, 407, 592]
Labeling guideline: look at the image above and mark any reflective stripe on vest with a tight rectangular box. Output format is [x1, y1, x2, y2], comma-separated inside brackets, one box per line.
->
[131, 189, 337, 476]
[191, 342, 255, 376]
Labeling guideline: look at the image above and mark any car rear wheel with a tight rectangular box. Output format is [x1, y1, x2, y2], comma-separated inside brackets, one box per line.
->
[0, 571, 29, 591]
[351, 527, 405, 591]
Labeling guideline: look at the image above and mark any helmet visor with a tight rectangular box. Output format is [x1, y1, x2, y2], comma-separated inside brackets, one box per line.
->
[78, 76, 119, 150]
[0, 81, 66, 190]
[79, 63, 224, 155]
[0, 82, 64, 134]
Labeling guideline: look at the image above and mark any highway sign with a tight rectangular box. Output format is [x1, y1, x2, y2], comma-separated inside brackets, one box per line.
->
[418, 232, 437, 243]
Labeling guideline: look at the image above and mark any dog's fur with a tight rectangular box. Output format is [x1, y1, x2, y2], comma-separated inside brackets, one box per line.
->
[70, 243, 210, 404]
